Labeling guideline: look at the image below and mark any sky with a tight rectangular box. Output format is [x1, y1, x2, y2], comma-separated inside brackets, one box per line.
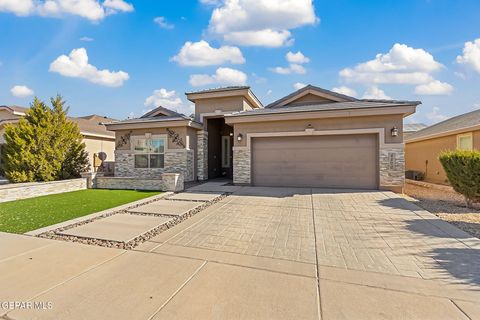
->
[0, 0, 479, 124]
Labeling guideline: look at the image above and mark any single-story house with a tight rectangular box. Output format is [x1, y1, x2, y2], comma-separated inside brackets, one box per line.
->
[403, 123, 427, 138]
[405, 109, 480, 184]
[0, 105, 116, 173]
[105, 85, 420, 192]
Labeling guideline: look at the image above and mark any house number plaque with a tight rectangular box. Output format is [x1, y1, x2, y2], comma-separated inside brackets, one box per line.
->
[388, 152, 397, 170]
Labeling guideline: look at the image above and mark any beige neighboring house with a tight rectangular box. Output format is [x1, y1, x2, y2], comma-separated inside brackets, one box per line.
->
[0, 105, 116, 173]
[405, 109, 480, 185]
[105, 85, 420, 192]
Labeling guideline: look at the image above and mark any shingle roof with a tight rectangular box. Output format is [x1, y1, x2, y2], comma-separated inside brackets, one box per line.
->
[140, 106, 186, 118]
[0, 105, 28, 114]
[406, 109, 480, 141]
[226, 100, 420, 117]
[185, 86, 250, 95]
[404, 123, 427, 132]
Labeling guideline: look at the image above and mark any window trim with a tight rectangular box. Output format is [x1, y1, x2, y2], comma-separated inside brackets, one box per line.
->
[131, 135, 166, 169]
[221, 136, 231, 168]
[456, 132, 473, 151]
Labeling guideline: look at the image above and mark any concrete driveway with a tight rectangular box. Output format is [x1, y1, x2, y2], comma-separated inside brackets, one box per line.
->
[1, 186, 480, 319]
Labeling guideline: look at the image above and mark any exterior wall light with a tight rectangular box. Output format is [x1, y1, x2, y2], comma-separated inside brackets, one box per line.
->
[229, 132, 234, 137]
[391, 127, 399, 137]
[237, 133, 243, 141]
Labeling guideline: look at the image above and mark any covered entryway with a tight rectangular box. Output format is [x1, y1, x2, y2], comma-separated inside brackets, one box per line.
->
[251, 134, 378, 189]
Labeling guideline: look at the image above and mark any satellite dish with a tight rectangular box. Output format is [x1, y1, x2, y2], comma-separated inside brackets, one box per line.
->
[98, 152, 107, 161]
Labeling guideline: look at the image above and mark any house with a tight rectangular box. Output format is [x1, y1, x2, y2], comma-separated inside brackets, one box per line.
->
[0, 105, 116, 173]
[105, 85, 420, 192]
[403, 123, 427, 138]
[405, 109, 480, 184]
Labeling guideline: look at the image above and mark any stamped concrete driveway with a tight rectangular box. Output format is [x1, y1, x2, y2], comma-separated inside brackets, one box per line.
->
[1, 186, 480, 319]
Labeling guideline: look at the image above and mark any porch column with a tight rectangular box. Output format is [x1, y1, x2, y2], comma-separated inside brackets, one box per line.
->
[197, 130, 208, 180]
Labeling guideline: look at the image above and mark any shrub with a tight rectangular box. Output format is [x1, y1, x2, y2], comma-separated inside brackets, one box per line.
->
[2, 96, 89, 183]
[439, 150, 480, 207]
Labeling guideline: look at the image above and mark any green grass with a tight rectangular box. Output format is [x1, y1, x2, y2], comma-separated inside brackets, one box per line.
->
[0, 189, 160, 234]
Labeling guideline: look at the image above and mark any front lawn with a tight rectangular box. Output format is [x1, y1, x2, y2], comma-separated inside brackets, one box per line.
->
[0, 189, 160, 234]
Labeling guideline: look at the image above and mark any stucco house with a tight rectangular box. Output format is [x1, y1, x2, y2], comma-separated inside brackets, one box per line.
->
[405, 109, 480, 184]
[0, 105, 116, 173]
[104, 85, 420, 192]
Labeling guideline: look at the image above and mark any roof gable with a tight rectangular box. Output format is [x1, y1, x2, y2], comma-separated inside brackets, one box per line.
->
[266, 85, 357, 108]
[140, 106, 185, 118]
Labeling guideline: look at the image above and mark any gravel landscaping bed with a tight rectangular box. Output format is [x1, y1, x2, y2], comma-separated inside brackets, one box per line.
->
[404, 182, 480, 239]
[38, 193, 229, 249]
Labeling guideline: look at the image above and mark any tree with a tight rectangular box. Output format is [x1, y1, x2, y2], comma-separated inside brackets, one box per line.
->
[2, 96, 90, 183]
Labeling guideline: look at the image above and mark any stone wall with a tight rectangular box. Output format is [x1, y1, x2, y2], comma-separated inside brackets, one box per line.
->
[197, 131, 208, 180]
[0, 178, 87, 203]
[379, 146, 405, 190]
[114, 149, 194, 182]
[96, 177, 163, 191]
[233, 147, 251, 184]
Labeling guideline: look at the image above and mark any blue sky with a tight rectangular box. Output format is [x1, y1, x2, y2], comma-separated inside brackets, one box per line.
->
[0, 0, 479, 124]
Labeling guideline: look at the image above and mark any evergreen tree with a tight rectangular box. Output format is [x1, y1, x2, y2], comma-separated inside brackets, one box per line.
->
[3, 96, 90, 182]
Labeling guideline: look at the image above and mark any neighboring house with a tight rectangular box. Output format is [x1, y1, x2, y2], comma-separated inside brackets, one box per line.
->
[405, 109, 480, 185]
[0, 105, 116, 173]
[105, 85, 420, 192]
[403, 123, 427, 138]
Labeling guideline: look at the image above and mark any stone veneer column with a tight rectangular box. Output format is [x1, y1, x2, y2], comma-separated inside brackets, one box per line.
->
[233, 147, 251, 184]
[197, 131, 208, 181]
[379, 146, 405, 191]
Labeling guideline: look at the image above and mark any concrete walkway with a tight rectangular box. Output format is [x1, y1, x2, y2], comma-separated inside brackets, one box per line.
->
[1, 186, 480, 319]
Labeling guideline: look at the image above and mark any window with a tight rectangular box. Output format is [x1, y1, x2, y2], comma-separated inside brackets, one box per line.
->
[457, 133, 473, 151]
[132, 136, 165, 168]
[221, 136, 231, 168]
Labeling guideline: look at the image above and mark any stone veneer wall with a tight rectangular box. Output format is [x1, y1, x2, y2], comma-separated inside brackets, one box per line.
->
[114, 150, 194, 182]
[0, 178, 87, 203]
[233, 148, 251, 184]
[232, 140, 405, 191]
[379, 146, 405, 189]
[96, 177, 163, 191]
[197, 131, 208, 180]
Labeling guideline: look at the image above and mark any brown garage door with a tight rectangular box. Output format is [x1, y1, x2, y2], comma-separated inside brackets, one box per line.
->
[252, 134, 378, 189]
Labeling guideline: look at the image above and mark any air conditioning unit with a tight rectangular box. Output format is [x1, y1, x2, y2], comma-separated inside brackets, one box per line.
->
[405, 170, 424, 181]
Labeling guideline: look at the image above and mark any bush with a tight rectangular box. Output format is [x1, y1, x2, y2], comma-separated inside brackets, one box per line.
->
[439, 150, 480, 207]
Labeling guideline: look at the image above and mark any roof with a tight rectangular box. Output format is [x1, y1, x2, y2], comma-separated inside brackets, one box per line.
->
[406, 109, 480, 142]
[266, 85, 358, 108]
[140, 106, 187, 118]
[185, 86, 250, 95]
[0, 105, 115, 138]
[404, 123, 427, 132]
[226, 100, 421, 118]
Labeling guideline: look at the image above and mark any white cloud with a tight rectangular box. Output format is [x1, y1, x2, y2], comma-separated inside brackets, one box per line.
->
[272, 63, 305, 75]
[49, 48, 129, 87]
[10, 85, 34, 98]
[153, 16, 174, 29]
[172, 40, 245, 67]
[207, 0, 318, 47]
[456, 38, 480, 73]
[189, 67, 247, 87]
[144, 88, 194, 116]
[414, 80, 453, 95]
[103, 0, 133, 13]
[223, 29, 293, 48]
[361, 86, 392, 100]
[80, 36, 94, 42]
[340, 43, 443, 86]
[200, 0, 221, 5]
[426, 107, 448, 123]
[293, 82, 307, 90]
[0, 0, 133, 21]
[472, 103, 480, 110]
[286, 51, 310, 64]
[331, 86, 357, 97]
[266, 89, 272, 95]
[272, 50, 309, 74]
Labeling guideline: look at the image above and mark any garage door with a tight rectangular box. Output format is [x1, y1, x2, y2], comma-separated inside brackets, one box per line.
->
[252, 134, 378, 189]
